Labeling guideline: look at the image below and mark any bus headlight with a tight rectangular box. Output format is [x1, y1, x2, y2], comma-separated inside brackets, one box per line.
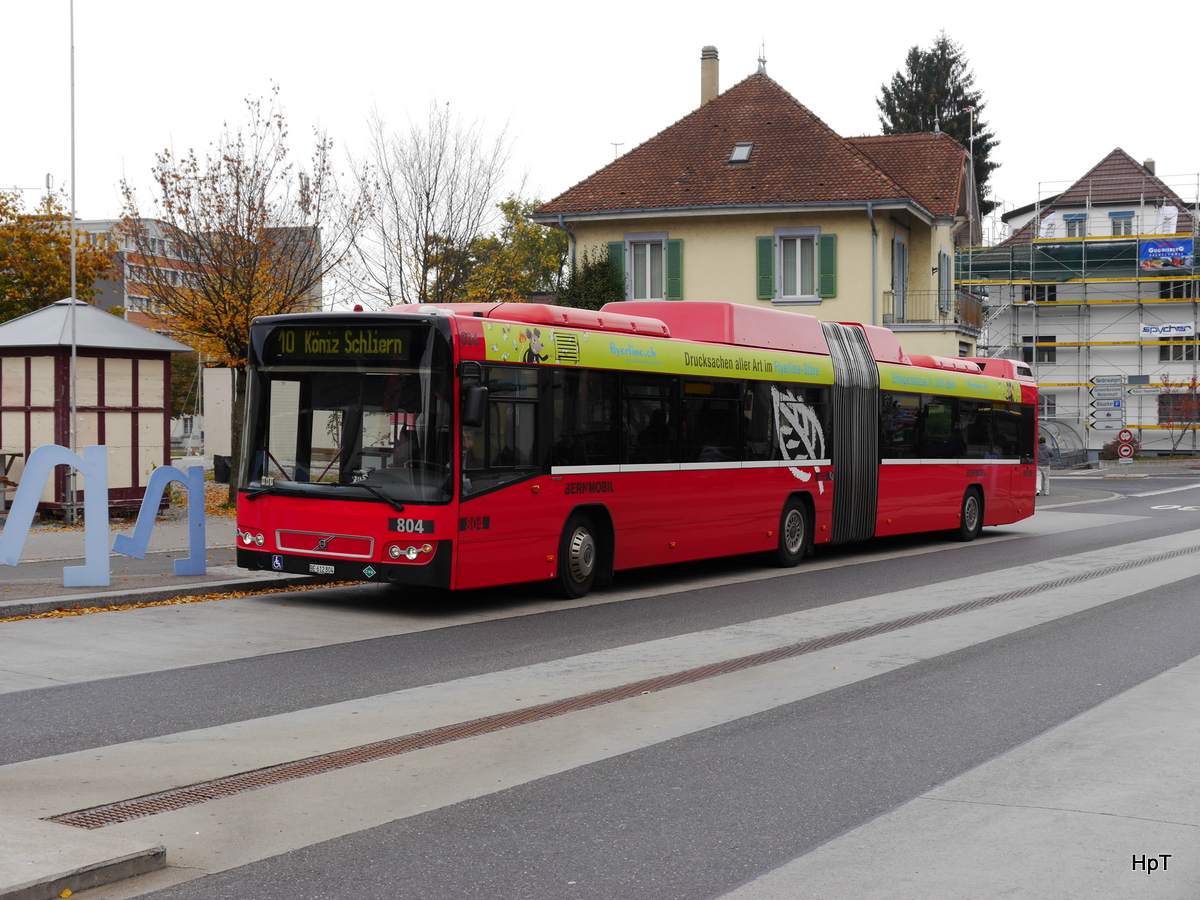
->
[388, 543, 434, 562]
[238, 528, 265, 547]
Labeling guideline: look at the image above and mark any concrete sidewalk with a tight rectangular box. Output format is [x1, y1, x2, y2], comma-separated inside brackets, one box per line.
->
[0, 511, 321, 619]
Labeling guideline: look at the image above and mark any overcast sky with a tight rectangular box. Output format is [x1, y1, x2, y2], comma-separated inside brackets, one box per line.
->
[4, 1, 1196, 244]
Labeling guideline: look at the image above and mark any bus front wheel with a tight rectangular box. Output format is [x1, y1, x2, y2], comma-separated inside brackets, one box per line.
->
[774, 498, 809, 567]
[553, 513, 597, 599]
[957, 488, 983, 542]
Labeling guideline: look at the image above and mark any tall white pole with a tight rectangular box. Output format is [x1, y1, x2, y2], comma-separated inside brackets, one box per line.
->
[67, 0, 79, 524]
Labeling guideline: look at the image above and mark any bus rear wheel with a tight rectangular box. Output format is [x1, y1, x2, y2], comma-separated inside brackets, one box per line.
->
[957, 488, 983, 542]
[553, 513, 597, 599]
[774, 498, 809, 567]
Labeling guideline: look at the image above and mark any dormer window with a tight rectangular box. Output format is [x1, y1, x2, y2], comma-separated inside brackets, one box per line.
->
[729, 143, 753, 163]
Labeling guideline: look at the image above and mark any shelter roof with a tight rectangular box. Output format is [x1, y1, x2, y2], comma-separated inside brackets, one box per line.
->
[0, 299, 193, 353]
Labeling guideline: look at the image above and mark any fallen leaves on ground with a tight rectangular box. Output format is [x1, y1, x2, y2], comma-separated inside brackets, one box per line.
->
[0, 580, 358, 625]
[205, 482, 238, 518]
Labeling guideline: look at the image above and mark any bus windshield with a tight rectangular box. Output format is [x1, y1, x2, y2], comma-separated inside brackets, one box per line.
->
[243, 322, 454, 504]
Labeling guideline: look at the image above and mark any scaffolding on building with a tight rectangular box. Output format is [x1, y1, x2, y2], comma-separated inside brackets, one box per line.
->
[955, 166, 1200, 457]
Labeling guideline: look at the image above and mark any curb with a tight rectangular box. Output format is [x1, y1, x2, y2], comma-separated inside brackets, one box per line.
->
[0, 574, 325, 619]
[0, 817, 165, 900]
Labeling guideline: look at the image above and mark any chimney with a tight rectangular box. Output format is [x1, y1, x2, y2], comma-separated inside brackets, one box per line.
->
[701, 46, 719, 106]
[1144, 158, 1156, 175]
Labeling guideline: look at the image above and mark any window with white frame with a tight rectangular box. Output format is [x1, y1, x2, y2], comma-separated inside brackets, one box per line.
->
[1160, 281, 1193, 299]
[769, 227, 820, 301]
[1039, 394, 1056, 420]
[781, 234, 816, 298]
[628, 236, 665, 301]
[1021, 334, 1056, 364]
[1023, 284, 1057, 303]
[1064, 215, 1087, 238]
[1159, 337, 1197, 362]
[1110, 212, 1134, 236]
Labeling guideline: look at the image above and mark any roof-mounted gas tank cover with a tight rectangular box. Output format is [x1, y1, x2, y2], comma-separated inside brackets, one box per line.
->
[962, 357, 1037, 383]
[906, 353, 985, 374]
[606, 301, 830, 356]
[416, 302, 670, 337]
[845, 323, 912, 366]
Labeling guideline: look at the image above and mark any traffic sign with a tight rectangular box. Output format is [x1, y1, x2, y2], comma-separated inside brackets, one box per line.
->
[1091, 421, 1123, 430]
[1090, 386, 1124, 399]
[1117, 443, 1135, 459]
[1118, 428, 1134, 443]
[1091, 375, 1125, 385]
[1128, 387, 1160, 395]
[1091, 409, 1125, 421]
[1091, 399, 1122, 409]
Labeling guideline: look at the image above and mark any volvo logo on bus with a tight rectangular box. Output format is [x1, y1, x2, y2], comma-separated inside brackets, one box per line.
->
[313, 535, 335, 551]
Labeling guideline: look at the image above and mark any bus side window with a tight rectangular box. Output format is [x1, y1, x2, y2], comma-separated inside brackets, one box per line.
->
[622, 374, 678, 464]
[552, 369, 618, 467]
[682, 378, 741, 463]
[880, 391, 921, 459]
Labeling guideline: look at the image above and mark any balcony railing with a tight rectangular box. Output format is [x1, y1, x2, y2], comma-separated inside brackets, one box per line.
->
[882, 290, 982, 336]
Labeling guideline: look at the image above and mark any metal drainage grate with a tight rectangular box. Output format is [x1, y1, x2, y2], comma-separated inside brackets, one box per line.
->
[49, 542, 1200, 830]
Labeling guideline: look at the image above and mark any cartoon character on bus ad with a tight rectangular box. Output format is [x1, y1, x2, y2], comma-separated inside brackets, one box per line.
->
[772, 386, 827, 493]
[521, 328, 548, 363]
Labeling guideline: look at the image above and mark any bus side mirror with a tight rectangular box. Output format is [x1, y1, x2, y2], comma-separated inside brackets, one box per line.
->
[462, 386, 488, 428]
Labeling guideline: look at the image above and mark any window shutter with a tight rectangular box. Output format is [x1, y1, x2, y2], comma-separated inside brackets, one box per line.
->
[818, 234, 837, 298]
[756, 237, 775, 300]
[607, 241, 626, 289]
[665, 239, 683, 300]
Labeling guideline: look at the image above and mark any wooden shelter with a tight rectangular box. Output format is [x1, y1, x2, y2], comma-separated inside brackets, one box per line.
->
[0, 299, 192, 512]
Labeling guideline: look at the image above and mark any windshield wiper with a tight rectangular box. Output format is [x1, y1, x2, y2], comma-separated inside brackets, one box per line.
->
[244, 484, 290, 502]
[353, 482, 406, 512]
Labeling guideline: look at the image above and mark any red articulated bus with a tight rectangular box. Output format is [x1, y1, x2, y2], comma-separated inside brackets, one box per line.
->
[235, 300, 1038, 597]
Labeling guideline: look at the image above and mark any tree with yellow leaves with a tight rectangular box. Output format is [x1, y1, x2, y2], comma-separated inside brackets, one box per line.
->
[0, 190, 115, 323]
[119, 86, 368, 500]
[460, 198, 568, 301]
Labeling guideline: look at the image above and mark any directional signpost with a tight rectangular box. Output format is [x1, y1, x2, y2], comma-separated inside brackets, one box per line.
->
[1090, 375, 1126, 432]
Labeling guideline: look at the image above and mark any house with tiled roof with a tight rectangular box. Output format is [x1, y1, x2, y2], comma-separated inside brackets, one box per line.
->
[959, 148, 1200, 459]
[533, 50, 982, 357]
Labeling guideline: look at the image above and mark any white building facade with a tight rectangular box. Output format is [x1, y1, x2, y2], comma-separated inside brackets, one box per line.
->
[961, 150, 1199, 459]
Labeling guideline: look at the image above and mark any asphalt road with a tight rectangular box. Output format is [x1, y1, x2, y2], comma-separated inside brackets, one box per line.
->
[4, 473, 1200, 899]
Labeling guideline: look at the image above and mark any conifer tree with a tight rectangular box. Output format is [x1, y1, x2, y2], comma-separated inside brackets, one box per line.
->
[877, 32, 999, 216]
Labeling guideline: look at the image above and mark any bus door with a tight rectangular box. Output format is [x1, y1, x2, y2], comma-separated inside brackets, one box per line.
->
[456, 365, 554, 590]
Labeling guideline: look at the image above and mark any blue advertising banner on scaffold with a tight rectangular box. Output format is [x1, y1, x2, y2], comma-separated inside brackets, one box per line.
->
[1139, 238, 1194, 270]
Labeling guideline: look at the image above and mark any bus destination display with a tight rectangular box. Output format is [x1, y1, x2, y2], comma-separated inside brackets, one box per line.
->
[264, 326, 411, 363]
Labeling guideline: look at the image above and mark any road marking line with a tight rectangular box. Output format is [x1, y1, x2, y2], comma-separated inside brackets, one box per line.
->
[47, 540, 1200, 831]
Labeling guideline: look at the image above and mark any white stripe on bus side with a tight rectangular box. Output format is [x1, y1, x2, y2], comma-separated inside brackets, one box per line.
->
[549, 460, 835, 476]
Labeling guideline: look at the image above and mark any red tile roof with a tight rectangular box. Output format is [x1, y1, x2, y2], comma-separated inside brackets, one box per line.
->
[535, 75, 965, 219]
[1003, 148, 1194, 244]
[847, 133, 966, 218]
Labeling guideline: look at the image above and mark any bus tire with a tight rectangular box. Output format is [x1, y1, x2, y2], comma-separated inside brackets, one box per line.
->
[957, 488, 983, 542]
[774, 498, 809, 567]
[553, 512, 597, 599]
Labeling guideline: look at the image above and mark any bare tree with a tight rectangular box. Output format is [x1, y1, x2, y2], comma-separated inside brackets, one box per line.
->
[347, 101, 510, 306]
[119, 86, 368, 500]
[1158, 373, 1200, 455]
